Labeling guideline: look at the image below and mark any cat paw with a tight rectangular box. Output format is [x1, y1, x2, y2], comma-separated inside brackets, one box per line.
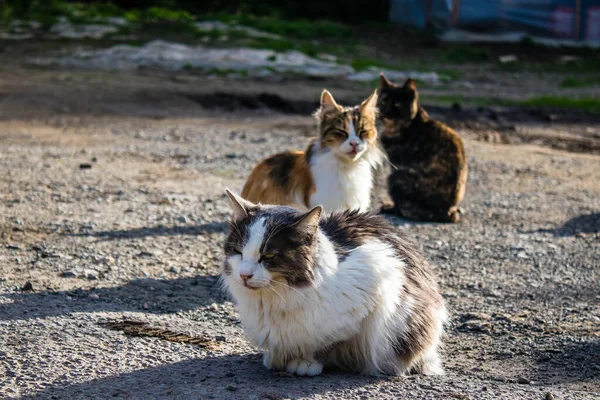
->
[420, 354, 444, 375]
[285, 358, 323, 377]
[262, 353, 273, 370]
[380, 203, 396, 214]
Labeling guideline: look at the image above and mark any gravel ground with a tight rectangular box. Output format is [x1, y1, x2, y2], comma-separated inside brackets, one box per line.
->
[0, 66, 599, 400]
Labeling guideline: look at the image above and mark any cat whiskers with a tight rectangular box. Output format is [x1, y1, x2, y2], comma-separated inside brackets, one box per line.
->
[270, 279, 308, 301]
[267, 284, 287, 305]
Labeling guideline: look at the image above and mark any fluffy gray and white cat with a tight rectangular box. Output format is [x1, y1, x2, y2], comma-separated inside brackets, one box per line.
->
[221, 189, 447, 377]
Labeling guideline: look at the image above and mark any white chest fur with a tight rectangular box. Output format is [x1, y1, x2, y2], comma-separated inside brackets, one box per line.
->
[226, 234, 407, 372]
[308, 151, 374, 212]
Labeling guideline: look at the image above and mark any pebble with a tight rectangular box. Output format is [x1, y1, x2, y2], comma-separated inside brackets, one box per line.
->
[517, 377, 532, 384]
[61, 269, 78, 278]
[79, 163, 92, 169]
[516, 251, 529, 259]
[21, 281, 34, 291]
[225, 385, 237, 391]
[84, 269, 99, 280]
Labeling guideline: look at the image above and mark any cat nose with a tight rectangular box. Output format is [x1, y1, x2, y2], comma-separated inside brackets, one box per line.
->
[240, 273, 253, 282]
[349, 140, 359, 148]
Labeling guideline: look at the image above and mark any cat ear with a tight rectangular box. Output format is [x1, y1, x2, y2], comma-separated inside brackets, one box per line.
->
[359, 89, 378, 115]
[403, 78, 417, 91]
[320, 89, 340, 114]
[225, 189, 255, 221]
[293, 206, 322, 236]
[380, 73, 394, 89]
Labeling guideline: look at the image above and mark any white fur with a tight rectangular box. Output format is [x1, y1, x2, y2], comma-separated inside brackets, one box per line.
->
[338, 120, 366, 159]
[227, 217, 274, 289]
[308, 143, 382, 213]
[223, 231, 445, 376]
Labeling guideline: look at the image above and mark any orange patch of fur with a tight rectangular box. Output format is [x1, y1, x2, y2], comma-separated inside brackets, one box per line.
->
[241, 148, 315, 209]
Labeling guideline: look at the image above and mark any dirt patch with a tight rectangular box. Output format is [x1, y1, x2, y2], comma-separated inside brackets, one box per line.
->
[101, 320, 218, 348]
[185, 92, 318, 115]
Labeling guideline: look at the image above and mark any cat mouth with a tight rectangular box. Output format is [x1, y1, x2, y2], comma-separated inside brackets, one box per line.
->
[243, 282, 261, 290]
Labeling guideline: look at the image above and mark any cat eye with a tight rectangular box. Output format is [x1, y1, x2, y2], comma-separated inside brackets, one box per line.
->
[260, 253, 276, 261]
[328, 130, 348, 138]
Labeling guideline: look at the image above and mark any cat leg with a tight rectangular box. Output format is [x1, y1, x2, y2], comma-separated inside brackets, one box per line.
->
[285, 357, 324, 377]
[419, 348, 444, 375]
[380, 201, 396, 214]
[262, 352, 273, 370]
[446, 207, 461, 223]
[433, 207, 460, 223]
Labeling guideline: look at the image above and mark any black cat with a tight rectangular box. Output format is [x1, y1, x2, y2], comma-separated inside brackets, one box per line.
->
[378, 73, 468, 223]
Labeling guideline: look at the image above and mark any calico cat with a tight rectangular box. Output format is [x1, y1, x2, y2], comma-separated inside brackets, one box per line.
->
[378, 73, 468, 223]
[241, 89, 383, 212]
[221, 189, 447, 377]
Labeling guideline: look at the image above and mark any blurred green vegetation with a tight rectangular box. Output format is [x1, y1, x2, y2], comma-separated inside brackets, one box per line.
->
[423, 94, 600, 113]
[0, 0, 389, 25]
[560, 76, 600, 88]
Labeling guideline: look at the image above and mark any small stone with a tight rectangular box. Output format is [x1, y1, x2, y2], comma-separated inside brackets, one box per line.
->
[84, 269, 98, 280]
[177, 216, 187, 224]
[225, 370, 234, 377]
[545, 393, 555, 400]
[215, 335, 226, 342]
[79, 163, 92, 169]
[516, 251, 529, 259]
[61, 269, 78, 278]
[169, 266, 180, 274]
[517, 377, 532, 384]
[89, 293, 99, 300]
[225, 385, 237, 391]
[7, 244, 21, 250]
[225, 153, 237, 159]
[21, 281, 34, 291]
[143, 302, 149, 309]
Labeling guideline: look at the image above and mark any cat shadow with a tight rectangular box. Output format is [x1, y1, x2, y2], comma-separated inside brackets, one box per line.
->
[66, 221, 229, 241]
[534, 340, 600, 387]
[553, 212, 600, 237]
[18, 353, 385, 399]
[0, 274, 226, 322]
[382, 213, 455, 227]
[530, 212, 600, 237]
